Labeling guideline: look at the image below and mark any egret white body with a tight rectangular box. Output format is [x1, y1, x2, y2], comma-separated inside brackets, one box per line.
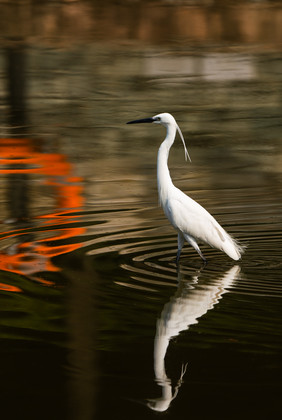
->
[127, 113, 244, 263]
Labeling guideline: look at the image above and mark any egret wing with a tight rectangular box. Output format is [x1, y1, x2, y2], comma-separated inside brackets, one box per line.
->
[165, 187, 244, 260]
[165, 188, 227, 247]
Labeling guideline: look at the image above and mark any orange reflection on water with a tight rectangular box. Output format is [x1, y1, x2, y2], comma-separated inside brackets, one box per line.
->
[0, 138, 85, 291]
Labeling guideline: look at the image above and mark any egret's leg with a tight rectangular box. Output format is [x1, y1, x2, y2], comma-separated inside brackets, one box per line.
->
[184, 234, 207, 264]
[176, 233, 185, 264]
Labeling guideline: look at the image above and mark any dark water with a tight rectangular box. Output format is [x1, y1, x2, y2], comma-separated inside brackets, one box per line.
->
[0, 2, 282, 419]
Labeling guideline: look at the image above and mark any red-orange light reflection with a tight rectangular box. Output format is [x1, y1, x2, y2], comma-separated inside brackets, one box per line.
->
[0, 138, 86, 291]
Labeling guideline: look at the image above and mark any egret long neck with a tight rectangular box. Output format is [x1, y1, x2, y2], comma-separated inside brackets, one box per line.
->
[157, 124, 176, 206]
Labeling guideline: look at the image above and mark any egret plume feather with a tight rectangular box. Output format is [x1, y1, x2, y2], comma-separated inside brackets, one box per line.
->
[176, 123, 191, 163]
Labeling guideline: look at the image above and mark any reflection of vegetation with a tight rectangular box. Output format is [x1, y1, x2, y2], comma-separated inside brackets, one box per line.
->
[85, 253, 158, 352]
[0, 270, 66, 344]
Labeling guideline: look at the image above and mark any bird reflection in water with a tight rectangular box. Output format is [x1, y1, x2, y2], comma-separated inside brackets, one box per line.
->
[147, 265, 241, 412]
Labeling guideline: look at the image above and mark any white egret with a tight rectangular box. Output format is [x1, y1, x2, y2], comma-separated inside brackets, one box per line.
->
[127, 113, 244, 264]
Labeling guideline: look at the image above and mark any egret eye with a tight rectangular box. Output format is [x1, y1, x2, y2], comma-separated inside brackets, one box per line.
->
[156, 117, 161, 121]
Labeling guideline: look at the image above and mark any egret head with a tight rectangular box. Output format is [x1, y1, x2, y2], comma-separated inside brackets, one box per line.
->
[126, 112, 175, 126]
[152, 112, 177, 126]
[127, 112, 191, 162]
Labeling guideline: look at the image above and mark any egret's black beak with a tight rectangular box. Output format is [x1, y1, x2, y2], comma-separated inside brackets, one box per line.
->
[127, 117, 154, 124]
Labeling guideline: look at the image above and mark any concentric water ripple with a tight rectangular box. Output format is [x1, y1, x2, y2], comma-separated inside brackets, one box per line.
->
[82, 200, 282, 299]
[0, 196, 281, 299]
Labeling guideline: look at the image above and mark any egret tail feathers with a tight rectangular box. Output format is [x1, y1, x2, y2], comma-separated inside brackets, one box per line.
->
[221, 234, 246, 261]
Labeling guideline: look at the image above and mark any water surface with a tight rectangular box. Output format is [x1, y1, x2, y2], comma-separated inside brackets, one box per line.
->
[0, 2, 282, 419]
